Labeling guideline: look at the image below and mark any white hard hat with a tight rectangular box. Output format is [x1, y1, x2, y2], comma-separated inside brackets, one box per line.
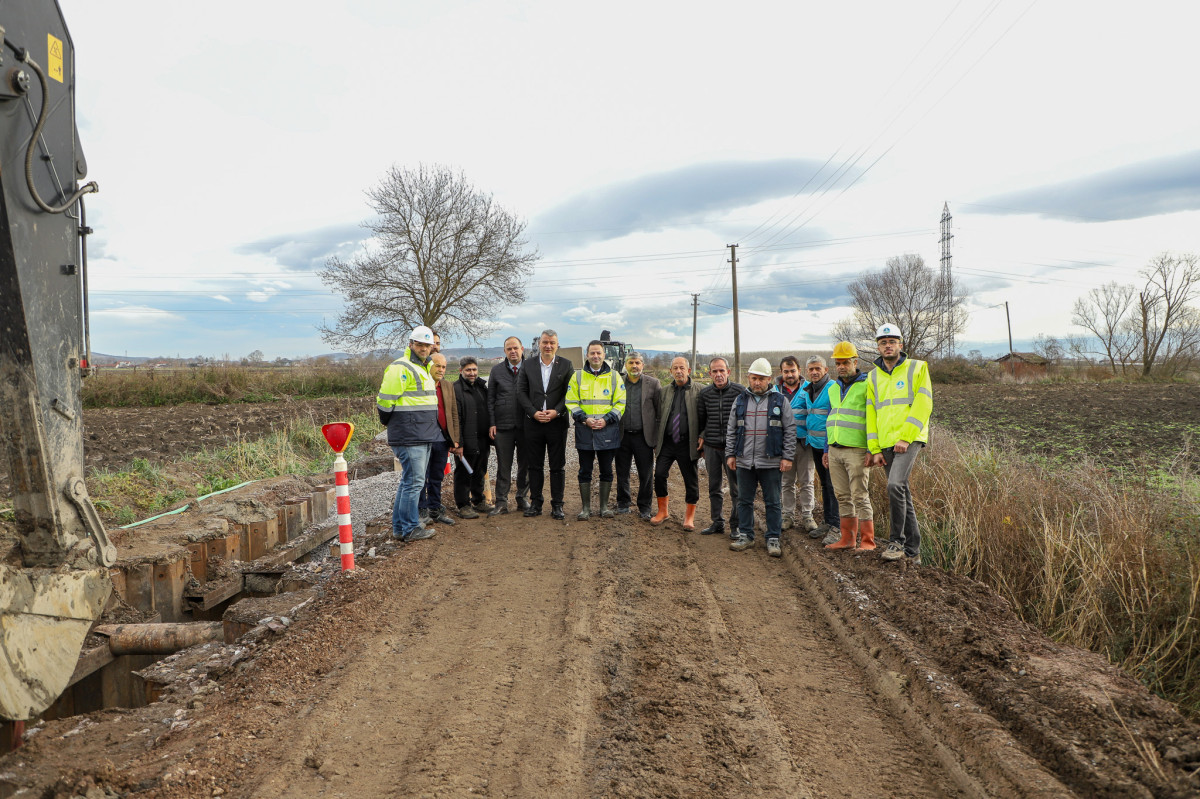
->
[875, 323, 902, 340]
[747, 357, 773, 376]
[410, 325, 435, 344]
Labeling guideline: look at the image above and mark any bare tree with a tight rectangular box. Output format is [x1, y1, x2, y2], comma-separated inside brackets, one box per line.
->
[318, 164, 538, 351]
[1155, 306, 1200, 378]
[831, 254, 968, 359]
[1071, 281, 1136, 375]
[1133, 252, 1200, 376]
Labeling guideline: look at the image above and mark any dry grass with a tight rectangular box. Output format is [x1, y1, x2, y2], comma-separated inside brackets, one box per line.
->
[896, 429, 1200, 715]
[82, 364, 384, 408]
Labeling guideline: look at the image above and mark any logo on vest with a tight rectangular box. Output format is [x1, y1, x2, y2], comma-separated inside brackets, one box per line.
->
[772, 406, 780, 415]
[603, 388, 610, 395]
[896, 380, 906, 388]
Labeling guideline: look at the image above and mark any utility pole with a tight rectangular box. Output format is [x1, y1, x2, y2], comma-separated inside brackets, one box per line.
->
[1005, 301, 1015, 377]
[939, 202, 954, 358]
[729, 244, 740, 382]
[690, 293, 699, 376]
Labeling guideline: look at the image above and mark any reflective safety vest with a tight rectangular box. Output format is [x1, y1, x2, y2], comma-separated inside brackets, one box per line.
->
[826, 372, 869, 449]
[565, 363, 626, 450]
[803, 379, 833, 450]
[376, 347, 441, 446]
[865, 354, 933, 453]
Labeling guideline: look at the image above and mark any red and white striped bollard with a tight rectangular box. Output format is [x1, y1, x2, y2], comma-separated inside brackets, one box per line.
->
[321, 422, 356, 571]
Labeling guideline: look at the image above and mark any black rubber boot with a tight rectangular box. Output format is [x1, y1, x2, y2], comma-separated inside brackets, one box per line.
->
[700, 518, 725, 536]
[598, 481, 615, 518]
[576, 482, 591, 521]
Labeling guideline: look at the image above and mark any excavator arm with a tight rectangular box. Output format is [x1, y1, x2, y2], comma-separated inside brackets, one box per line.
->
[0, 1, 111, 721]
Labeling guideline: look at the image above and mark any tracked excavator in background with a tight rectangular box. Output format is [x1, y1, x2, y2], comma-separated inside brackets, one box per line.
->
[0, 1, 112, 721]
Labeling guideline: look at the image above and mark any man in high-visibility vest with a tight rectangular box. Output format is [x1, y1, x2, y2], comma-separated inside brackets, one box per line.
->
[377, 325, 442, 543]
[823, 341, 874, 552]
[866, 323, 933, 564]
[566, 340, 627, 520]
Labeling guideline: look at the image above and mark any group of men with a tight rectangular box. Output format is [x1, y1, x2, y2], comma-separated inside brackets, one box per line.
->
[376, 323, 932, 564]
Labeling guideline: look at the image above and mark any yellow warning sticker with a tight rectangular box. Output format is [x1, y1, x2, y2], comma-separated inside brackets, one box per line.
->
[47, 34, 63, 83]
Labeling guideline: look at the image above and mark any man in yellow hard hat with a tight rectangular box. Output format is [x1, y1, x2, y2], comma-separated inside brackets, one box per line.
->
[866, 323, 933, 564]
[822, 341, 875, 552]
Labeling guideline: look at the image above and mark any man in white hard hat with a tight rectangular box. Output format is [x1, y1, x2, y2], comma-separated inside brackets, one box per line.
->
[377, 325, 442, 543]
[725, 358, 796, 556]
[866, 323, 933, 564]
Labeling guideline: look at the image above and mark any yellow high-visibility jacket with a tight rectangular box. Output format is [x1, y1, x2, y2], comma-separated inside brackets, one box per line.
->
[865, 354, 933, 453]
[565, 363, 626, 451]
[376, 347, 440, 446]
[826, 372, 870, 450]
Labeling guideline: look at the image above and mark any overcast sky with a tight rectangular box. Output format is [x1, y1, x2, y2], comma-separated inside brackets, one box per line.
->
[67, 1, 1200, 360]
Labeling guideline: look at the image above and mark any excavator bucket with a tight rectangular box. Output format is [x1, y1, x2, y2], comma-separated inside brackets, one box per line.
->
[0, 567, 111, 720]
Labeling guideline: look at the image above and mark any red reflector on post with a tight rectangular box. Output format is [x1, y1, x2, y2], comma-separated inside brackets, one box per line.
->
[321, 422, 354, 453]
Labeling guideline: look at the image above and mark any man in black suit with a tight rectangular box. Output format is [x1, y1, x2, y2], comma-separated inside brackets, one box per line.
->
[517, 329, 574, 519]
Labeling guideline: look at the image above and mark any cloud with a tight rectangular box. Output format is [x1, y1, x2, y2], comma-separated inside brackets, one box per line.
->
[237, 223, 369, 271]
[211, 294, 232, 303]
[975, 150, 1200, 222]
[92, 305, 183, 322]
[532, 159, 861, 244]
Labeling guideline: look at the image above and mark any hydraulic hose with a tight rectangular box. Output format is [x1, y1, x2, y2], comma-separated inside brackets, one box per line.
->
[19, 51, 98, 214]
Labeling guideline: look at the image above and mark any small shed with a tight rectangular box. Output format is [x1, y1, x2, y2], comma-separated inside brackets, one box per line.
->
[995, 352, 1049, 378]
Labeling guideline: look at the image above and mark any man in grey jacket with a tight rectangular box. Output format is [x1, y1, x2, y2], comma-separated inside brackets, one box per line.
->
[615, 352, 662, 519]
[725, 358, 796, 557]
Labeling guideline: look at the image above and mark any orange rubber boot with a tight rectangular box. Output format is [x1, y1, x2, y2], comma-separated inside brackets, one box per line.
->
[650, 497, 670, 526]
[683, 504, 697, 531]
[854, 519, 876, 552]
[825, 517, 858, 550]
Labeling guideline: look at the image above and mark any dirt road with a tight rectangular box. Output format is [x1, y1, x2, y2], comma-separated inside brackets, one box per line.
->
[14, 476, 1200, 798]
[253, 514, 972, 798]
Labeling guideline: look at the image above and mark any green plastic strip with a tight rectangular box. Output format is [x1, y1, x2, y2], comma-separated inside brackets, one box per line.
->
[118, 479, 258, 529]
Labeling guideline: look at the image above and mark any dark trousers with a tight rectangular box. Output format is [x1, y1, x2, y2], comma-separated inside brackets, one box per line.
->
[578, 448, 616, 482]
[525, 419, 567, 508]
[453, 447, 489, 508]
[883, 443, 923, 557]
[654, 438, 699, 504]
[419, 439, 449, 512]
[616, 431, 654, 513]
[493, 427, 528, 506]
[811, 447, 840, 526]
[702, 445, 739, 524]
[737, 466, 782, 540]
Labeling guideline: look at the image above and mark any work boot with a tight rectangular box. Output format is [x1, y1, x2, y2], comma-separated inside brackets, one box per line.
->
[433, 507, 456, 526]
[576, 482, 592, 521]
[516, 497, 531, 513]
[598, 481, 615, 518]
[488, 501, 509, 517]
[821, 527, 841, 546]
[551, 503, 565, 520]
[854, 519, 876, 552]
[650, 497, 670, 526]
[801, 516, 820, 534]
[403, 526, 436, 543]
[782, 516, 794, 531]
[457, 504, 479, 520]
[825, 517, 858, 550]
[809, 522, 831, 540]
[730, 534, 753, 552]
[766, 537, 782, 558]
[700, 518, 725, 536]
[615, 503, 632, 515]
[418, 508, 431, 524]
[682, 504, 697, 531]
[880, 541, 905, 561]
[523, 504, 542, 518]
[473, 500, 495, 514]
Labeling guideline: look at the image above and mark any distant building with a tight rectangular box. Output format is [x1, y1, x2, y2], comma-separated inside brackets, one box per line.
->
[994, 352, 1049, 378]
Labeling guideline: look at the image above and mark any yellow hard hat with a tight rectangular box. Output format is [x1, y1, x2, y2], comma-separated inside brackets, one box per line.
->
[831, 341, 858, 359]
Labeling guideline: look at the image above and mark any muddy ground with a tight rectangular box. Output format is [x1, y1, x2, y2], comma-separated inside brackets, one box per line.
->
[6, 476, 1200, 798]
[3, 388, 1200, 797]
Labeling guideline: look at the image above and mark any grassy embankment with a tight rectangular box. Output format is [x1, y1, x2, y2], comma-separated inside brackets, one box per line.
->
[87, 410, 381, 527]
[77, 366, 387, 525]
[898, 428, 1200, 717]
